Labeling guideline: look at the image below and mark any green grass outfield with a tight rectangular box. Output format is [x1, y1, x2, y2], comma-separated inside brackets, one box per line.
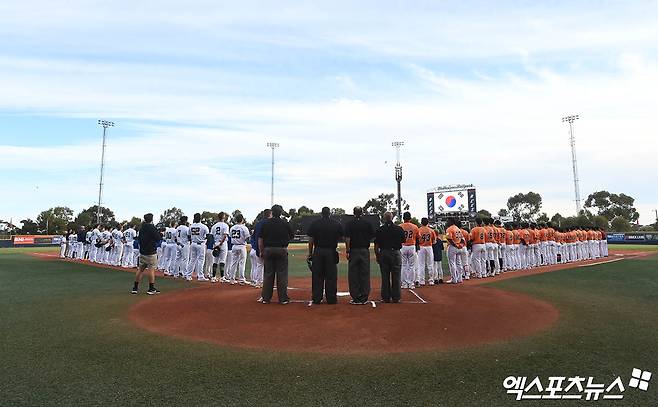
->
[1, 246, 657, 406]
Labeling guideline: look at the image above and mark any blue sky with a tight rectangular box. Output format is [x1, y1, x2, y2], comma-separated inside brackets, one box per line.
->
[1, 1, 657, 224]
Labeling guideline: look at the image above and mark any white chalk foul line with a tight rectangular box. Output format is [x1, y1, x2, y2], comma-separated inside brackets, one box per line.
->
[578, 258, 624, 268]
[408, 289, 428, 304]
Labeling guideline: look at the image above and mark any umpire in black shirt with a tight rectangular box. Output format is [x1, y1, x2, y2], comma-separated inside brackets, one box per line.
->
[258, 205, 294, 304]
[374, 211, 405, 303]
[344, 206, 374, 304]
[307, 207, 344, 304]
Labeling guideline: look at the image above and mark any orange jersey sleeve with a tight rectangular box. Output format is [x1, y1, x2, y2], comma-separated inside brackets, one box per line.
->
[400, 222, 419, 246]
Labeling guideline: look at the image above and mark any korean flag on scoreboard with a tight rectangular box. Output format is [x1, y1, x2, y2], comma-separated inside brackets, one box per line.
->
[435, 190, 468, 213]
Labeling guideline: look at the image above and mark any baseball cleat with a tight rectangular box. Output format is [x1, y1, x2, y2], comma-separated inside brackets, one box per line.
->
[130, 289, 138, 294]
[146, 288, 160, 295]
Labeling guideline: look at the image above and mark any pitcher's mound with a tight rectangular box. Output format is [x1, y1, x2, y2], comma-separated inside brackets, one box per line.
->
[128, 278, 558, 354]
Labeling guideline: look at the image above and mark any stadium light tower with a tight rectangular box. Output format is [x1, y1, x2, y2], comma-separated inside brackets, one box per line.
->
[392, 141, 405, 221]
[562, 115, 581, 215]
[267, 142, 279, 206]
[97, 120, 115, 224]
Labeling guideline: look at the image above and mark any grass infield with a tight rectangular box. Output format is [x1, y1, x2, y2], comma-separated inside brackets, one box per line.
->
[1, 246, 657, 406]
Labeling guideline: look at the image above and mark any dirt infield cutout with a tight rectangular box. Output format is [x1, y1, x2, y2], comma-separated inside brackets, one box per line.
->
[128, 278, 559, 354]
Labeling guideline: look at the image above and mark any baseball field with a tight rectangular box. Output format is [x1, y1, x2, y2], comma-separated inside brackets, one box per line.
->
[1, 244, 657, 406]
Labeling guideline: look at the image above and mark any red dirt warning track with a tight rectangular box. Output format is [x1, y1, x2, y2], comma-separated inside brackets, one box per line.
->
[128, 279, 558, 354]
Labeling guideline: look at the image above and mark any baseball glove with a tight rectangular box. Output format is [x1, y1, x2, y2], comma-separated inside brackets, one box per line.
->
[212, 247, 221, 257]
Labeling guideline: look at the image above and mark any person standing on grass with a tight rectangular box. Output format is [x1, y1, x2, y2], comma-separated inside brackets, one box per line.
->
[344, 206, 374, 304]
[258, 204, 294, 304]
[131, 213, 162, 295]
[374, 211, 405, 303]
[307, 207, 344, 305]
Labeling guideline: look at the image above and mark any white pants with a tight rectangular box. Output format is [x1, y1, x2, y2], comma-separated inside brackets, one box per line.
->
[212, 244, 228, 265]
[433, 260, 444, 280]
[101, 246, 111, 264]
[132, 249, 139, 268]
[227, 246, 247, 282]
[447, 245, 469, 283]
[400, 245, 417, 287]
[416, 246, 434, 284]
[60, 244, 67, 258]
[176, 244, 190, 277]
[187, 243, 206, 279]
[110, 244, 122, 266]
[471, 243, 487, 277]
[600, 240, 608, 257]
[157, 244, 167, 269]
[249, 249, 263, 284]
[164, 243, 178, 275]
[204, 249, 214, 277]
[121, 243, 134, 267]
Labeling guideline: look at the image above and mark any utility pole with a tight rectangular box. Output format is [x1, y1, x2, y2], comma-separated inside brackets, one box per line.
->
[392, 141, 404, 222]
[267, 142, 279, 207]
[97, 120, 115, 224]
[562, 115, 581, 215]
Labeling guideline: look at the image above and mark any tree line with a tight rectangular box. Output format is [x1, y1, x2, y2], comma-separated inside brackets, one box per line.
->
[1, 190, 654, 236]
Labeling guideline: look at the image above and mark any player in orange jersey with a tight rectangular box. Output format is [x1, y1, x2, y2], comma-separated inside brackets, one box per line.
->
[399, 212, 419, 289]
[416, 218, 436, 285]
[461, 225, 472, 279]
[512, 224, 522, 269]
[483, 218, 499, 276]
[538, 224, 549, 266]
[445, 218, 469, 284]
[494, 220, 506, 272]
[469, 218, 487, 278]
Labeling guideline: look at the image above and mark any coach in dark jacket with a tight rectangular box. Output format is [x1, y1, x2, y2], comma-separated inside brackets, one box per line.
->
[258, 205, 294, 304]
[374, 211, 405, 303]
[344, 206, 374, 304]
[307, 207, 344, 304]
[132, 213, 162, 295]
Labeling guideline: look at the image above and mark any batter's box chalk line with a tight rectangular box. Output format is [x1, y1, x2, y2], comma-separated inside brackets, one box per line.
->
[260, 288, 428, 306]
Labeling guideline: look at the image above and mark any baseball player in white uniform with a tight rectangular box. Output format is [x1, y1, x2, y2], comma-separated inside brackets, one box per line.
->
[175, 216, 191, 280]
[84, 229, 92, 260]
[89, 225, 100, 262]
[121, 225, 137, 268]
[99, 227, 112, 264]
[66, 231, 77, 258]
[227, 214, 250, 284]
[163, 221, 178, 276]
[110, 226, 123, 266]
[210, 212, 229, 283]
[59, 234, 67, 258]
[187, 213, 210, 281]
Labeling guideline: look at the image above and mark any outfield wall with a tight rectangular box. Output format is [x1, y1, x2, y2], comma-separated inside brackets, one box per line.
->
[1, 235, 62, 248]
[607, 232, 658, 245]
